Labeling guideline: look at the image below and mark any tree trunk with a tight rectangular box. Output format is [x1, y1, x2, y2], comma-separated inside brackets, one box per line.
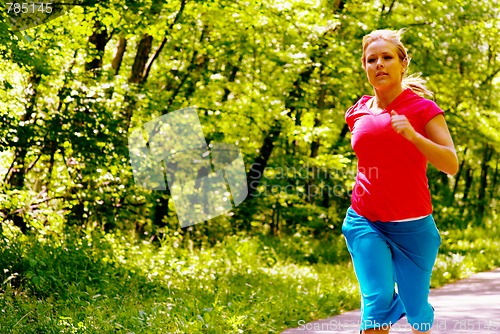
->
[112, 37, 127, 75]
[462, 165, 474, 210]
[221, 55, 243, 102]
[246, 120, 283, 198]
[477, 144, 494, 222]
[85, 20, 109, 72]
[162, 26, 208, 113]
[236, 16, 344, 228]
[489, 155, 498, 204]
[271, 202, 281, 236]
[45, 142, 57, 189]
[151, 26, 208, 229]
[450, 147, 468, 206]
[4, 71, 41, 233]
[122, 0, 188, 132]
[129, 34, 153, 83]
[143, 0, 187, 83]
[5, 72, 41, 189]
[439, 169, 450, 200]
[329, 121, 351, 156]
[305, 80, 325, 204]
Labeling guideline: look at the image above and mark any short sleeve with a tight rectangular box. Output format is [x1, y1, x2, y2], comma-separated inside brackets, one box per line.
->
[345, 105, 357, 132]
[422, 100, 445, 125]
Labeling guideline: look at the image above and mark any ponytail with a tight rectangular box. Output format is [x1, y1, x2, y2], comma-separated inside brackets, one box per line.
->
[402, 73, 433, 97]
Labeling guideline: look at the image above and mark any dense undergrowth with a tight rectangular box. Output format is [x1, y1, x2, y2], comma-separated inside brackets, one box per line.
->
[0, 223, 499, 333]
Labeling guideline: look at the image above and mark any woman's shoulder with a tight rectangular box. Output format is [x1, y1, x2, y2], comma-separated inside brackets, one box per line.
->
[396, 89, 442, 117]
[345, 95, 371, 128]
[403, 89, 440, 109]
[402, 89, 444, 126]
[346, 95, 371, 115]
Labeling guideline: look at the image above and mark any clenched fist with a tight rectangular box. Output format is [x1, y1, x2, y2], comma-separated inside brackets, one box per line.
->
[391, 110, 417, 142]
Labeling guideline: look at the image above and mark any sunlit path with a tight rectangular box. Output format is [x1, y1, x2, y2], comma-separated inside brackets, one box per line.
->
[282, 268, 500, 334]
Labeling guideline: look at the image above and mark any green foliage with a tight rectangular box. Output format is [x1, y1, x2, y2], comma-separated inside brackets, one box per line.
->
[432, 226, 500, 287]
[1, 0, 498, 234]
[0, 0, 499, 331]
[1, 225, 499, 333]
[0, 228, 358, 333]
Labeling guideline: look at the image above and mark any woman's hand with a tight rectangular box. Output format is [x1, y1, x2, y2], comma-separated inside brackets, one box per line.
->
[390, 110, 458, 175]
[390, 110, 417, 142]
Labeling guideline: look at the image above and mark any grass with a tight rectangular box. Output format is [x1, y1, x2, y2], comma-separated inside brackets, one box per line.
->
[0, 223, 499, 333]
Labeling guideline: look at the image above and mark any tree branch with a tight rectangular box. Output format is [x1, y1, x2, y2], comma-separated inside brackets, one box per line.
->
[142, 0, 188, 83]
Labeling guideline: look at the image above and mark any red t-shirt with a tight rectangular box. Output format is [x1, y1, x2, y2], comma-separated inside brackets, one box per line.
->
[345, 88, 444, 222]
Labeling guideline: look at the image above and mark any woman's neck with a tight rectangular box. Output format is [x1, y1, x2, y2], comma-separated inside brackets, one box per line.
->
[373, 87, 404, 110]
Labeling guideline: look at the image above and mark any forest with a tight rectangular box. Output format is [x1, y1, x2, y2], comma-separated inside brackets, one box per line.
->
[0, 0, 499, 333]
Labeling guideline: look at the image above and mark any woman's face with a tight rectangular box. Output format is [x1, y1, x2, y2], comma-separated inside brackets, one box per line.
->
[363, 39, 407, 92]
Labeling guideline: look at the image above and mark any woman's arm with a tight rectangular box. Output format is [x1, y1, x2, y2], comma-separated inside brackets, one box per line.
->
[390, 111, 458, 175]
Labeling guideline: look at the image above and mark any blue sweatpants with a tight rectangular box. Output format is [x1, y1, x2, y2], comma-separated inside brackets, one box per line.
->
[342, 207, 441, 332]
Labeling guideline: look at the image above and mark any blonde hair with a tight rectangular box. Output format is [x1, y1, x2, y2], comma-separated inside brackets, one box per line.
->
[361, 29, 433, 97]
